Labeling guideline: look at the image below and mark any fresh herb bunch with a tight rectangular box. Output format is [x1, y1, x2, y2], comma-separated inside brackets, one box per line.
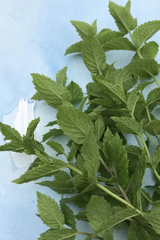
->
[1, 0, 160, 239]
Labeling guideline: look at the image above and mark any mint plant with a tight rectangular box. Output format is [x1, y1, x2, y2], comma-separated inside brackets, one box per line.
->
[1, 0, 160, 239]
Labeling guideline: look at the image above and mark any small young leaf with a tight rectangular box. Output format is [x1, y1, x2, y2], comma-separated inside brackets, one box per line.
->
[70, 20, 96, 39]
[82, 37, 106, 74]
[0, 122, 24, 152]
[45, 120, 57, 127]
[67, 81, 83, 103]
[91, 19, 97, 36]
[67, 143, 79, 164]
[60, 198, 76, 229]
[65, 41, 82, 55]
[144, 119, 160, 136]
[112, 117, 142, 135]
[132, 21, 160, 49]
[57, 101, 94, 144]
[47, 140, 65, 155]
[12, 159, 67, 184]
[26, 117, 40, 138]
[75, 209, 88, 221]
[126, 59, 159, 79]
[87, 195, 113, 239]
[125, 0, 131, 11]
[103, 127, 113, 157]
[37, 191, 64, 229]
[95, 115, 105, 140]
[109, 1, 137, 35]
[56, 66, 67, 86]
[153, 147, 160, 168]
[146, 88, 160, 109]
[42, 129, 63, 142]
[31, 74, 71, 108]
[37, 171, 74, 194]
[127, 88, 140, 113]
[39, 228, 77, 240]
[81, 131, 100, 181]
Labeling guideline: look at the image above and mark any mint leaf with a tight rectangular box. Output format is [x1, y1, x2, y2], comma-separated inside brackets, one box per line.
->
[65, 41, 82, 55]
[12, 159, 67, 184]
[128, 222, 151, 240]
[70, 20, 96, 39]
[31, 74, 71, 108]
[56, 66, 67, 86]
[126, 59, 159, 79]
[153, 147, 160, 168]
[57, 102, 94, 144]
[146, 88, 160, 110]
[92, 208, 138, 238]
[127, 88, 140, 113]
[37, 191, 64, 229]
[42, 129, 63, 142]
[82, 37, 106, 74]
[105, 133, 129, 187]
[144, 201, 160, 235]
[75, 209, 88, 221]
[95, 79, 127, 103]
[125, 0, 131, 11]
[87, 195, 113, 239]
[86, 82, 105, 98]
[0, 122, 24, 152]
[133, 41, 159, 60]
[34, 149, 50, 163]
[67, 81, 83, 103]
[81, 131, 100, 181]
[144, 119, 160, 136]
[96, 29, 135, 51]
[67, 143, 79, 164]
[45, 120, 57, 127]
[132, 21, 160, 49]
[95, 115, 105, 140]
[26, 117, 40, 138]
[91, 19, 97, 36]
[47, 140, 65, 155]
[37, 171, 74, 194]
[60, 198, 76, 229]
[109, 1, 137, 35]
[39, 229, 77, 240]
[112, 117, 142, 135]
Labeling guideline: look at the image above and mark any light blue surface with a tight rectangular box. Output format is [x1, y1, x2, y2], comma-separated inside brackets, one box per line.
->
[0, 0, 159, 239]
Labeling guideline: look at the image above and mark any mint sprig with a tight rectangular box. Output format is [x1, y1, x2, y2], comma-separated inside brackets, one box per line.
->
[1, 1, 160, 239]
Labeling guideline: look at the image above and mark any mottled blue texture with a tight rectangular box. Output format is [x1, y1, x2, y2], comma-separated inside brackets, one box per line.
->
[0, 0, 160, 239]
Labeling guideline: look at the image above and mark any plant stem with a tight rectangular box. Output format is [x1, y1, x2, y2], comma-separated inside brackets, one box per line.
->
[78, 231, 103, 240]
[153, 75, 160, 88]
[143, 132, 158, 148]
[100, 157, 131, 204]
[134, 135, 143, 150]
[140, 134, 152, 164]
[79, 96, 88, 111]
[146, 106, 152, 122]
[152, 168, 160, 182]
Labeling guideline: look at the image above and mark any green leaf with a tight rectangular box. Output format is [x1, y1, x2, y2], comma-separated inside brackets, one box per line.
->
[128, 222, 151, 240]
[96, 28, 135, 51]
[105, 133, 129, 187]
[37, 170, 74, 194]
[65, 41, 82, 55]
[75, 209, 88, 221]
[60, 198, 76, 229]
[42, 129, 63, 142]
[31, 74, 71, 108]
[87, 195, 113, 239]
[112, 117, 142, 135]
[56, 66, 67, 86]
[57, 101, 94, 144]
[0, 122, 24, 152]
[67, 81, 83, 103]
[86, 82, 105, 98]
[23, 136, 44, 155]
[34, 149, 50, 163]
[103, 127, 113, 157]
[125, 0, 131, 11]
[92, 208, 138, 238]
[47, 140, 65, 155]
[144, 120, 160, 136]
[132, 21, 160, 49]
[26, 117, 40, 138]
[70, 20, 96, 39]
[144, 201, 160, 235]
[91, 19, 97, 36]
[67, 142, 79, 164]
[82, 37, 106, 74]
[95, 115, 105, 140]
[45, 120, 57, 127]
[109, 1, 137, 35]
[147, 88, 160, 110]
[133, 41, 159, 60]
[81, 131, 100, 180]
[153, 147, 160, 168]
[37, 191, 64, 229]
[126, 59, 159, 79]
[39, 229, 77, 240]
[94, 78, 127, 103]
[127, 88, 140, 113]
[113, 68, 136, 91]
[12, 159, 67, 184]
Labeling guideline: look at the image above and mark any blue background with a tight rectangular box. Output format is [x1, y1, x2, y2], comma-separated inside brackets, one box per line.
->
[0, 0, 160, 239]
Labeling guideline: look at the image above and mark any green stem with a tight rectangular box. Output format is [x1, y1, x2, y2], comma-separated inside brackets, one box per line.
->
[78, 231, 103, 240]
[143, 131, 158, 148]
[79, 96, 88, 111]
[140, 134, 152, 164]
[68, 164, 83, 175]
[146, 106, 152, 122]
[134, 135, 143, 150]
[137, 49, 143, 59]
[140, 189, 153, 205]
[153, 75, 160, 88]
[152, 168, 160, 182]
